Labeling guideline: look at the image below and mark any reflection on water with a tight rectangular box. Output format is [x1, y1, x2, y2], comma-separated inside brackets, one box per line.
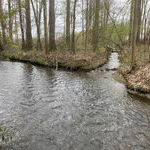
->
[0, 53, 150, 150]
[106, 52, 120, 70]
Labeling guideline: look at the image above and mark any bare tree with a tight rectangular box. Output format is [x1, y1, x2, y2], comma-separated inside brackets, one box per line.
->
[136, 0, 142, 42]
[8, 0, 13, 41]
[43, 0, 48, 53]
[88, 0, 93, 29]
[131, 0, 138, 68]
[14, 5, 18, 43]
[31, 0, 42, 50]
[25, 0, 33, 50]
[85, 0, 89, 52]
[18, 0, 26, 49]
[0, 30, 3, 50]
[92, 0, 100, 51]
[66, 0, 71, 49]
[0, 0, 6, 46]
[49, 0, 56, 51]
[129, 0, 133, 45]
[71, 0, 78, 54]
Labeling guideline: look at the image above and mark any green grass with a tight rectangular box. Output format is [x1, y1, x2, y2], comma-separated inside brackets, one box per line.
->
[0, 124, 13, 144]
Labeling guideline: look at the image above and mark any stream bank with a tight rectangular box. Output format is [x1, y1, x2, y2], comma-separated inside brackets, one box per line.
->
[0, 49, 108, 72]
[113, 46, 150, 96]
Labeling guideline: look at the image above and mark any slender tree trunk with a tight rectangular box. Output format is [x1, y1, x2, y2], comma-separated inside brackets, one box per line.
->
[38, 2, 43, 49]
[31, 0, 42, 50]
[18, 0, 26, 50]
[104, 0, 109, 27]
[66, 0, 70, 49]
[85, 0, 89, 52]
[129, 0, 133, 45]
[88, 0, 93, 29]
[92, 0, 100, 51]
[63, 12, 66, 35]
[144, 8, 150, 42]
[25, 0, 33, 50]
[0, 31, 3, 51]
[131, 0, 138, 68]
[0, 0, 6, 46]
[15, 10, 18, 43]
[136, 0, 142, 43]
[43, 0, 48, 53]
[49, 0, 56, 51]
[8, 0, 13, 42]
[142, 0, 148, 42]
[71, 0, 77, 54]
[81, 0, 84, 47]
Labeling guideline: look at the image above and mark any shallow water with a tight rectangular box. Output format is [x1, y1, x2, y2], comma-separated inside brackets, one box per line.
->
[0, 53, 150, 150]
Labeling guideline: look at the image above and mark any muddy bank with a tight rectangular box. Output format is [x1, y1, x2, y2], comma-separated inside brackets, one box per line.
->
[0, 50, 108, 72]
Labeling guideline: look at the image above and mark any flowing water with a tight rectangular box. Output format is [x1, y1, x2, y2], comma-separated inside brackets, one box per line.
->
[0, 53, 150, 150]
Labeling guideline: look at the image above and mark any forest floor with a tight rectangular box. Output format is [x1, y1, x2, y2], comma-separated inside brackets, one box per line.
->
[0, 49, 108, 72]
[114, 44, 150, 94]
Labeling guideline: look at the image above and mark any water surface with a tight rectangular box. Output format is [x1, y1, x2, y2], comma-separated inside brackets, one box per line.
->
[0, 53, 150, 150]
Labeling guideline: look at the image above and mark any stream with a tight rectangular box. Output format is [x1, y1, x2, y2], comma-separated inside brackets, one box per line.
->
[0, 53, 150, 150]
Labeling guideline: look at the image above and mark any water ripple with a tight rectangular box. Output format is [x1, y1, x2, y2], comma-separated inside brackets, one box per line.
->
[0, 54, 150, 150]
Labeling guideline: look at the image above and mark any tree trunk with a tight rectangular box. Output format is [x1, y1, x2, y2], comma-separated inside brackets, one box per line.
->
[49, 0, 56, 51]
[66, 0, 70, 49]
[85, 0, 89, 52]
[81, 0, 84, 47]
[31, 0, 42, 50]
[88, 0, 93, 29]
[0, 0, 6, 46]
[8, 0, 13, 42]
[0, 41, 3, 51]
[129, 0, 133, 45]
[131, 0, 138, 68]
[136, 0, 142, 43]
[18, 0, 26, 50]
[15, 9, 18, 43]
[142, 0, 148, 42]
[43, 0, 48, 54]
[0, 31, 3, 51]
[25, 0, 33, 50]
[104, 0, 109, 27]
[92, 0, 100, 51]
[71, 0, 77, 54]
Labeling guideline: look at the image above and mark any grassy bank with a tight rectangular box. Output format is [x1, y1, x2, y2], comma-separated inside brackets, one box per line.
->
[114, 44, 150, 94]
[0, 49, 108, 72]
